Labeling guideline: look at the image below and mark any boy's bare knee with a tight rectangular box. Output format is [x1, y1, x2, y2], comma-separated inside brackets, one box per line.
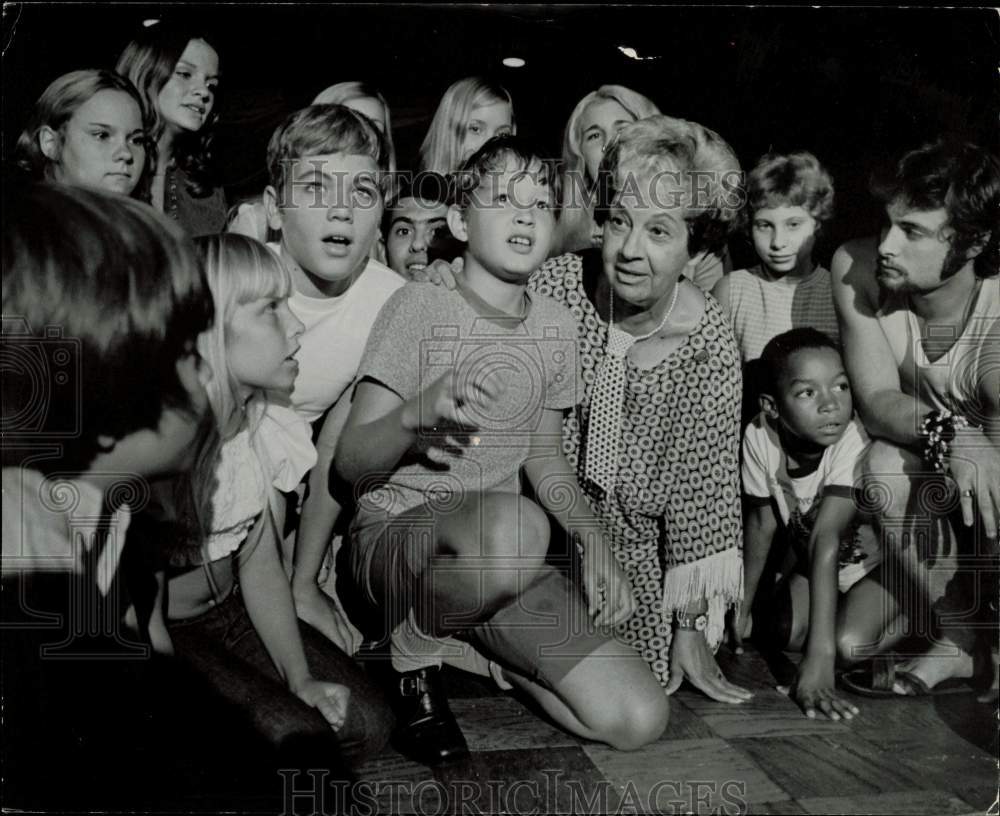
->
[448, 495, 549, 603]
[836, 629, 865, 666]
[480, 495, 550, 562]
[592, 690, 669, 751]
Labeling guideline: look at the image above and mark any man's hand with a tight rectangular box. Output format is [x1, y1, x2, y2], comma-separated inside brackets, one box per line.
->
[951, 426, 1000, 540]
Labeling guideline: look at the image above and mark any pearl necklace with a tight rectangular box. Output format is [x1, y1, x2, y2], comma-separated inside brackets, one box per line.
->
[607, 281, 681, 349]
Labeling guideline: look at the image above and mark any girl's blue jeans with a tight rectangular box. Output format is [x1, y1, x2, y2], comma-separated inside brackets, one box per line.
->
[167, 584, 394, 766]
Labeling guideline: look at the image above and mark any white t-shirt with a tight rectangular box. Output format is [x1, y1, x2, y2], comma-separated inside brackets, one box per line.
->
[266, 243, 404, 423]
[742, 413, 881, 592]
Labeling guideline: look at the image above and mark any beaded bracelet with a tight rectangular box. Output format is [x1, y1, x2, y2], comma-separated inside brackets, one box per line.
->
[919, 408, 971, 474]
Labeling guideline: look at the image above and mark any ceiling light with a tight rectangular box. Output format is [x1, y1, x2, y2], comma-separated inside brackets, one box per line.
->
[618, 45, 660, 61]
[142, 18, 160, 27]
[502, 57, 526, 68]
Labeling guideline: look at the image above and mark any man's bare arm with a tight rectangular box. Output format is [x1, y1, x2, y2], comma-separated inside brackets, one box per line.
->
[831, 238, 931, 445]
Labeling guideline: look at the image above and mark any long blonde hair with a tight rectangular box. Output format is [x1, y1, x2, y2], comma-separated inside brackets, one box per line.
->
[555, 85, 660, 255]
[168, 234, 291, 558]
[195, 233, 292, 439]
[418, 77, 514, 174]
[312, 81, 397, 174]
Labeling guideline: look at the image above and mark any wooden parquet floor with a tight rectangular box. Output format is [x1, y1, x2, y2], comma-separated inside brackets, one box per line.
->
[354, 645, 998, 815]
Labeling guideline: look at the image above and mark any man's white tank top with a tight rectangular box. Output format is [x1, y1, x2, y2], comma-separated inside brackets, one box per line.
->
[877, 276, 999, 422]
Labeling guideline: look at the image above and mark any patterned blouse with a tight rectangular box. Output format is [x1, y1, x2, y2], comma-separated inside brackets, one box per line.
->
[530, 250, 743, 687]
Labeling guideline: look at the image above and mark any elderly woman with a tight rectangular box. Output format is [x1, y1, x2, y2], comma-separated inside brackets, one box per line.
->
[553, 90, 730, 291]
[530, 115, 749, 701]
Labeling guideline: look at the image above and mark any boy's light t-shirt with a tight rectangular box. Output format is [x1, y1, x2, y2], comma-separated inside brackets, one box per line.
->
[742, 413, 881, 592]
[266, 242, 404, 423]
[351, 281, 580, 529]
[727, 265, 840, 362]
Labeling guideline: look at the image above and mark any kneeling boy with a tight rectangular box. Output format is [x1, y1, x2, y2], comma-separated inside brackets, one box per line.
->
[336, 136, 668, 763]
[740, 328, 897, 720]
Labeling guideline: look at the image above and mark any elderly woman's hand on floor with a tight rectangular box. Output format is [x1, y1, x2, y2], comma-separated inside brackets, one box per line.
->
[666, 626, 754, 704]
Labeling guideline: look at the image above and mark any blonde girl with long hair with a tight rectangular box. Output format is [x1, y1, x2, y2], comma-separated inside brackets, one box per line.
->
[418, 76, 514, 174]
[156, 233, 393, 766]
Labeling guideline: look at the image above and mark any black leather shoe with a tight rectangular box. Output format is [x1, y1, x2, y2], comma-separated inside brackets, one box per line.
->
[392, 667, 469, 765]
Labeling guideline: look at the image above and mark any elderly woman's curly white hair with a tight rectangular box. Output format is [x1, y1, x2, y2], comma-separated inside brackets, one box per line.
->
[595, 115, 744, 257]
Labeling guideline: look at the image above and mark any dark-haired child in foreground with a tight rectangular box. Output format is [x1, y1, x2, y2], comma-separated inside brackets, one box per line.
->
[740, 328, 896, 720]
[1, 184, 237, 808]
[336, 136, 668, 761]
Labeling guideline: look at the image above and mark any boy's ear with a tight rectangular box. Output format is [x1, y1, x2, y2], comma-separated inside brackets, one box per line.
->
[759, 392, 779, 419]
[263, 186, 283, 232]
[447, 205, 468, 243]
[38, 126, 62, 162]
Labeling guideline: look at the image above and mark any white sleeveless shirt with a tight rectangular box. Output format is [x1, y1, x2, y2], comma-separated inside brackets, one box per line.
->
[876, 276, 999, 420]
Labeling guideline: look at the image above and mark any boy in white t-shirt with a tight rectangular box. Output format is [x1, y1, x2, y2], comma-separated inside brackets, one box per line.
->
[738, 328, 897, 722]
[260, 104, 403, 648]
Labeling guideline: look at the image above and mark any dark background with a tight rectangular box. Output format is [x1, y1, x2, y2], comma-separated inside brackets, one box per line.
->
[3, 3, 998, 267]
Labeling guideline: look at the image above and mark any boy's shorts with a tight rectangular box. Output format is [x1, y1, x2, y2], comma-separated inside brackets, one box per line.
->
[348, 511, 616, 690]
[837, 550, 883, 593]
[789, 523, 883, 594]
[837, 523, 883, 594]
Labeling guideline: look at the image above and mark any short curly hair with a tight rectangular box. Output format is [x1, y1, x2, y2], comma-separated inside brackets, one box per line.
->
[596, 115, 743, 257]
[760, 327, 841, 396]
[746, 151, 835, 227]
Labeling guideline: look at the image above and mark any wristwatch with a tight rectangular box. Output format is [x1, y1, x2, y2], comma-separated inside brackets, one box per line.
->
[674, 611, 708, 632]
